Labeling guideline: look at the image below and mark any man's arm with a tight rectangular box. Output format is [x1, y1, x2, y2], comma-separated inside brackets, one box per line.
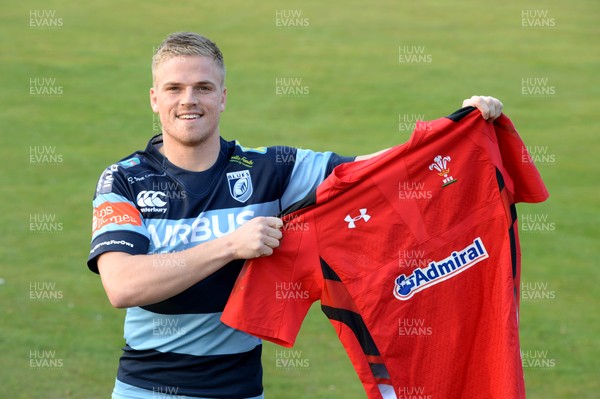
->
[97, 216, 283, 308]
[355, 96, 504, 161]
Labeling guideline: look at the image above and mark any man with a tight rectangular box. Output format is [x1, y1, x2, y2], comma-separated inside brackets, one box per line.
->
[88, 31, 503, 399]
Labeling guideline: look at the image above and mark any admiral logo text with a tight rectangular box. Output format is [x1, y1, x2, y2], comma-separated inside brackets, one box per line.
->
[394, 238, 489, 300]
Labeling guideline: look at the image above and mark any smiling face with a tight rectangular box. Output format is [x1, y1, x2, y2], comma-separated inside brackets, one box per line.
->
[150, 55, 227, 148]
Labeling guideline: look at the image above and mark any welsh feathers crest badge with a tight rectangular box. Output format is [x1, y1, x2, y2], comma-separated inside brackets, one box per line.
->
[227, 170, 253, 203]
[429, 155, 457, 187]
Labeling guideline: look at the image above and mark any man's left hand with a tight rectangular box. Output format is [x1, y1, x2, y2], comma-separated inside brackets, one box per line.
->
[462, 96, 503, 121]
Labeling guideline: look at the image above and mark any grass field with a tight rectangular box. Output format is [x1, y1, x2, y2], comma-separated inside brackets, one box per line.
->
[1, 0, 599, 398]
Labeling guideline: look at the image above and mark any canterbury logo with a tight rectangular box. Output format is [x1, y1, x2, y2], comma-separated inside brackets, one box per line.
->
[344, 208, 371, 228]
[136, 191, 167, 207]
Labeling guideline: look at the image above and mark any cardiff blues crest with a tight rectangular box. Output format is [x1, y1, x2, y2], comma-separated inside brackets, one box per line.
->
[226, 170, 253, 203]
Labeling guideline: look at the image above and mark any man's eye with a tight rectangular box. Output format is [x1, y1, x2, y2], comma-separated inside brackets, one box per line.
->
[166, 87, 180, 92]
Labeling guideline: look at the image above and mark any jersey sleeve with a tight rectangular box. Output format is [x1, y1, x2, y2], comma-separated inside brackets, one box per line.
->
[280, 148, 354, 209]
[221, 211, 321, 347]
[87, 165, 150, 274]
[493, 114, 550, 203]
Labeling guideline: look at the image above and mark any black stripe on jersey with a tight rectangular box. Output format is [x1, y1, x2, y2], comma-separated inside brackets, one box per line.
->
[495, 167, 519, 279]
[141, 260, 245, 314]
[495, 167, 506, 191]
[321, 305, 380, 357]
[370, 362, 391, 380]
[446, 106, 477, 122]
[321, 259, 392, 383]
[279, 190, 317, 217]
[320, 257, 342, 282]
[117, 344, 263, 398]
[509, 204, 518, 279]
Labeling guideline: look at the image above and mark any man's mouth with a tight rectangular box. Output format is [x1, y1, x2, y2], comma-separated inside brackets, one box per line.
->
[176, 113, 203, 120]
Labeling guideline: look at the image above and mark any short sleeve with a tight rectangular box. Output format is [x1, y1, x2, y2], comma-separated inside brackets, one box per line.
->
[87, 165, 150, 273]
[494, 114, 550, 204]
[221, 211, 321, 347]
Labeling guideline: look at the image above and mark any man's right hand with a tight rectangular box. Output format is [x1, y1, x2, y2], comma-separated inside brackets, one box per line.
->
[227, 216, 284, 259]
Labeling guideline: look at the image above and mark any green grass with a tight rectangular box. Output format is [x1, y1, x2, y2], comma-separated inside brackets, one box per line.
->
[1, 0, 598, 398]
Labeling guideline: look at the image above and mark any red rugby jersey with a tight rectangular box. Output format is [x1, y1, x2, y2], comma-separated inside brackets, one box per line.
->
[222, 108, 549, 399]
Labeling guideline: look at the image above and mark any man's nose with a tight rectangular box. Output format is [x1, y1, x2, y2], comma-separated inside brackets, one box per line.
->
[180, 87, 198, 106]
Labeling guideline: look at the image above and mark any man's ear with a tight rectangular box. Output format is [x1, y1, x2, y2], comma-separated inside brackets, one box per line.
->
[150, 87, 158, 112]
[220, 87, 227, 112]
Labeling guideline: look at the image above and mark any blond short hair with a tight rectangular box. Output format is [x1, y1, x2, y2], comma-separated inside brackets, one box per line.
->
[152, 32, 225, 84]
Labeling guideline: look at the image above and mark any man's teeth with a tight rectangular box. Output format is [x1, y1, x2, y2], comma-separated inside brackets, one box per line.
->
[178, 114, 201, 119]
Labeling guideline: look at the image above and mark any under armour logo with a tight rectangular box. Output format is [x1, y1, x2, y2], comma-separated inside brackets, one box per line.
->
[344, 208, 371, 228]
